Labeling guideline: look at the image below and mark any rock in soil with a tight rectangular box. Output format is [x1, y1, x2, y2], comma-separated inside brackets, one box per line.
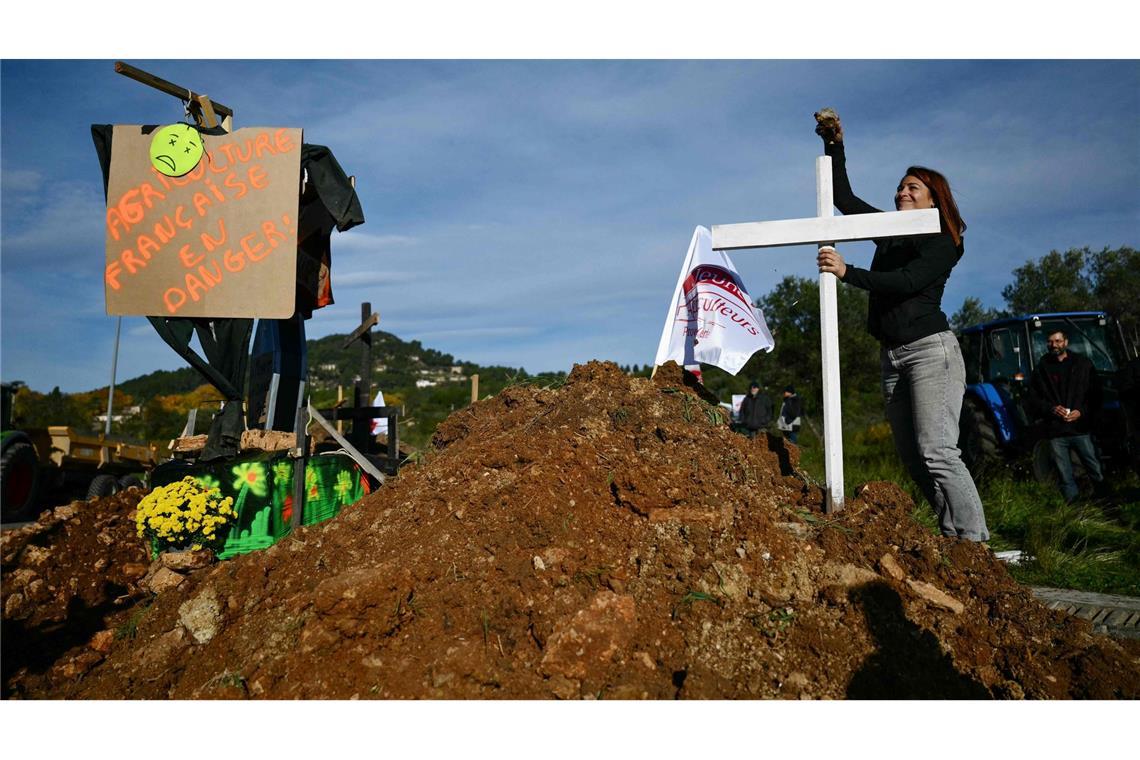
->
[4, 361, 1139, 699]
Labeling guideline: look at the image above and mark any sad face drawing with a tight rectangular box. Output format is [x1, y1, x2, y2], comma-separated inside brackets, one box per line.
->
[149, 123, 204, 177]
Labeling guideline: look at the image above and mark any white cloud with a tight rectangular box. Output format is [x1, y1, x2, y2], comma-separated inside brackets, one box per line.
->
[332, 271, 418, 287]
[1, 168, 43, 196]
[1, 181, 106, 271]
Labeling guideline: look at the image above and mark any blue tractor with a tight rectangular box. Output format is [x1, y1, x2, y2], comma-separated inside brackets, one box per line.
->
[956, 311, 1138, 481]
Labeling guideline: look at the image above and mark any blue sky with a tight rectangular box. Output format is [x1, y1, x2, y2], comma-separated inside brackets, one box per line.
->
[3, 57, 1138, 392]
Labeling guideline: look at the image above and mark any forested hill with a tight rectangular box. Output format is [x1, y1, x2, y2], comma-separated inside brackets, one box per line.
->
[57, 328, 568, 448]
[116, 367, 209, 400]
[114, 329, 536, 400]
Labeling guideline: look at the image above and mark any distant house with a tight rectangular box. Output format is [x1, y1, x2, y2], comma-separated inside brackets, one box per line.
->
[94, 404, 140, 425]
[319, 363, 338, 372]
[415, 379, 438, 388]
[449, 366, 464, 375]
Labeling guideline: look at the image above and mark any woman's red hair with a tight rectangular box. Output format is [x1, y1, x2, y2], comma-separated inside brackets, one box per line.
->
[904, 166, 966, 248]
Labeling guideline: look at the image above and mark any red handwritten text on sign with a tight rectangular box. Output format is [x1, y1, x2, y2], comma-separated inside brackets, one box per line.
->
[103, 126, 302, 319]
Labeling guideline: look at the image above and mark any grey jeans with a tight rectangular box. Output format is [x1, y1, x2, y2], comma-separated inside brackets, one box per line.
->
[881, 331, 990, 541]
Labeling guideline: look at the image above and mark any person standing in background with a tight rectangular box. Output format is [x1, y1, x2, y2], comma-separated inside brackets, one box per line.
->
[777, 385, 802, 444]
[1026, 330, 1106, 502]
[738, 380, 772, 439]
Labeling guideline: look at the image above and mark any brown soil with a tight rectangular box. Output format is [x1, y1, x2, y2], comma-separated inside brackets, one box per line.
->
[4, 361, 1138, 699]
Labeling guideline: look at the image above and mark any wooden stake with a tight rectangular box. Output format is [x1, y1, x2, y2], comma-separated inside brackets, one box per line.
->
[114, 61, 234, 121]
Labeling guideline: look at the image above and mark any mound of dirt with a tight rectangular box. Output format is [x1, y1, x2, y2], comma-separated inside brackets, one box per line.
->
[2, 488, 151, 687]
[4, 361, 1138, 699]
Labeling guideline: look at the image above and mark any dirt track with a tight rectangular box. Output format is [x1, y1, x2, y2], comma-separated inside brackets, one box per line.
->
[4, 361, 1138, 699]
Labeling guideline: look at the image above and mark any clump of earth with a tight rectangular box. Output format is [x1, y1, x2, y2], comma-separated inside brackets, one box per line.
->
[4, 361, 1138, 699]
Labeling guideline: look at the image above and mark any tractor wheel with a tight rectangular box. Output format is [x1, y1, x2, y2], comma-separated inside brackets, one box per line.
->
[958, 398, 1001, 479]
[118, 475, 146, 491]
[86, 474, 119, 500]
[1, 440, 41, 521]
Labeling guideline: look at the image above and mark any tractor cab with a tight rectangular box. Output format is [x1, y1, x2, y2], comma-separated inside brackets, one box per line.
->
[957, 311, 1135, 479]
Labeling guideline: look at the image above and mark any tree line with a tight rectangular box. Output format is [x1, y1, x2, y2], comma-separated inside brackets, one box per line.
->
[699, 245, 1138, 431]
[9, 245, 1133, 448]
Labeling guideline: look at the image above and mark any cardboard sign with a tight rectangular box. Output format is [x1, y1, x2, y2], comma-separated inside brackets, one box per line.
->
[104, 125, 302, 318]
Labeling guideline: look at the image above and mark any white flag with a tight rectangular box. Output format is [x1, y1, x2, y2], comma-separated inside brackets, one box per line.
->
[653, 226, 774, 376]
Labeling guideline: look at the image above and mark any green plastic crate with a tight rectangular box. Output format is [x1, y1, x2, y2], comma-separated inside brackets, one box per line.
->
[150, 450, 370, 560]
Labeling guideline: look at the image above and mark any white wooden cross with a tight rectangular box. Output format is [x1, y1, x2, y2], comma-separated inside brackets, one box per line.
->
[712, 156, 941, 512]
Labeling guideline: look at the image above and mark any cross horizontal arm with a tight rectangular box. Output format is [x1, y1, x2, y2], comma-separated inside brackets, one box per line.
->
[711, 208, 940, 251]
[342, 312, 380, 348]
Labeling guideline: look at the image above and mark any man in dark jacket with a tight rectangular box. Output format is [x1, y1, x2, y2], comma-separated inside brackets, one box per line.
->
[1027, 330, 1105, 502]
[738, 380, 772, 438]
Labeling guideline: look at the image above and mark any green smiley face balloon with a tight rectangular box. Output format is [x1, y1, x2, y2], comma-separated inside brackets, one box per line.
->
[149, 123, 204, 177]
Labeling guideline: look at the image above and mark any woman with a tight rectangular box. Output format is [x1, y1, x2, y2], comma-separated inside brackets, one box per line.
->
[814, 110, 989, 542]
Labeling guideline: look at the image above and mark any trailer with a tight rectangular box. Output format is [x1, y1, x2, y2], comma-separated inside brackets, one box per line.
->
[1, 382, 159, 521]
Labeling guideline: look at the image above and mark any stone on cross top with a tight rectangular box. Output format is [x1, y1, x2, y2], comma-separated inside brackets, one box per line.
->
[712, 156, 941, 512]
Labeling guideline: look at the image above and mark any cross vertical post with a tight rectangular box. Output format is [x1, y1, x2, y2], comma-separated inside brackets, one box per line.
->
[342, 302, 379, 451]
[816, 157, 844, 512]
[360, 301, 373, 404]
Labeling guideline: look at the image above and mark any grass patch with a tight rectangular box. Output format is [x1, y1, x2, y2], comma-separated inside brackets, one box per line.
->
[745, 606, 797, 638]
[114, 600, 152, 641]
[205, 670, 248, 693]
[798, 423, 1140, 596]
[671, 590, 723, 619]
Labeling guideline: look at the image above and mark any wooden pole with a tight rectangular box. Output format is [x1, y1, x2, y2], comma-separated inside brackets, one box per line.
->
[816, 156, 844, 513]
[336, 385, 344, 434]
[360, 303, 372, 403]
[105, 316, 121, 436]
[470, 374, 479, 404]
[291, 402, 307, 529]
[114, 61, 234, 131]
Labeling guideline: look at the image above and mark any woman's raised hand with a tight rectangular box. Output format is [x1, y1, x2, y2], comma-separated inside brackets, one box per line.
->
[814, 108, 843, 144]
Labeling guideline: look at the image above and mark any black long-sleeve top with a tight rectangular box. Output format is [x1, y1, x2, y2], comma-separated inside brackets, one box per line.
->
[825, 142, 963, 347]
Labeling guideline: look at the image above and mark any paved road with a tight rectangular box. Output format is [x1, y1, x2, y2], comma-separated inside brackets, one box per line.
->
[1031, 587, 1140, 640]
[1, 521, 34, 531]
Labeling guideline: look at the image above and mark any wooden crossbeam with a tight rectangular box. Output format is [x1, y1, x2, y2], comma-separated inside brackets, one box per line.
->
[342, 312, 380, 349]
[712, 208, 940, 251]
[307, 403, 387, 485]
[319, 404, 401, 476]
[114, 61, 234, 118]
